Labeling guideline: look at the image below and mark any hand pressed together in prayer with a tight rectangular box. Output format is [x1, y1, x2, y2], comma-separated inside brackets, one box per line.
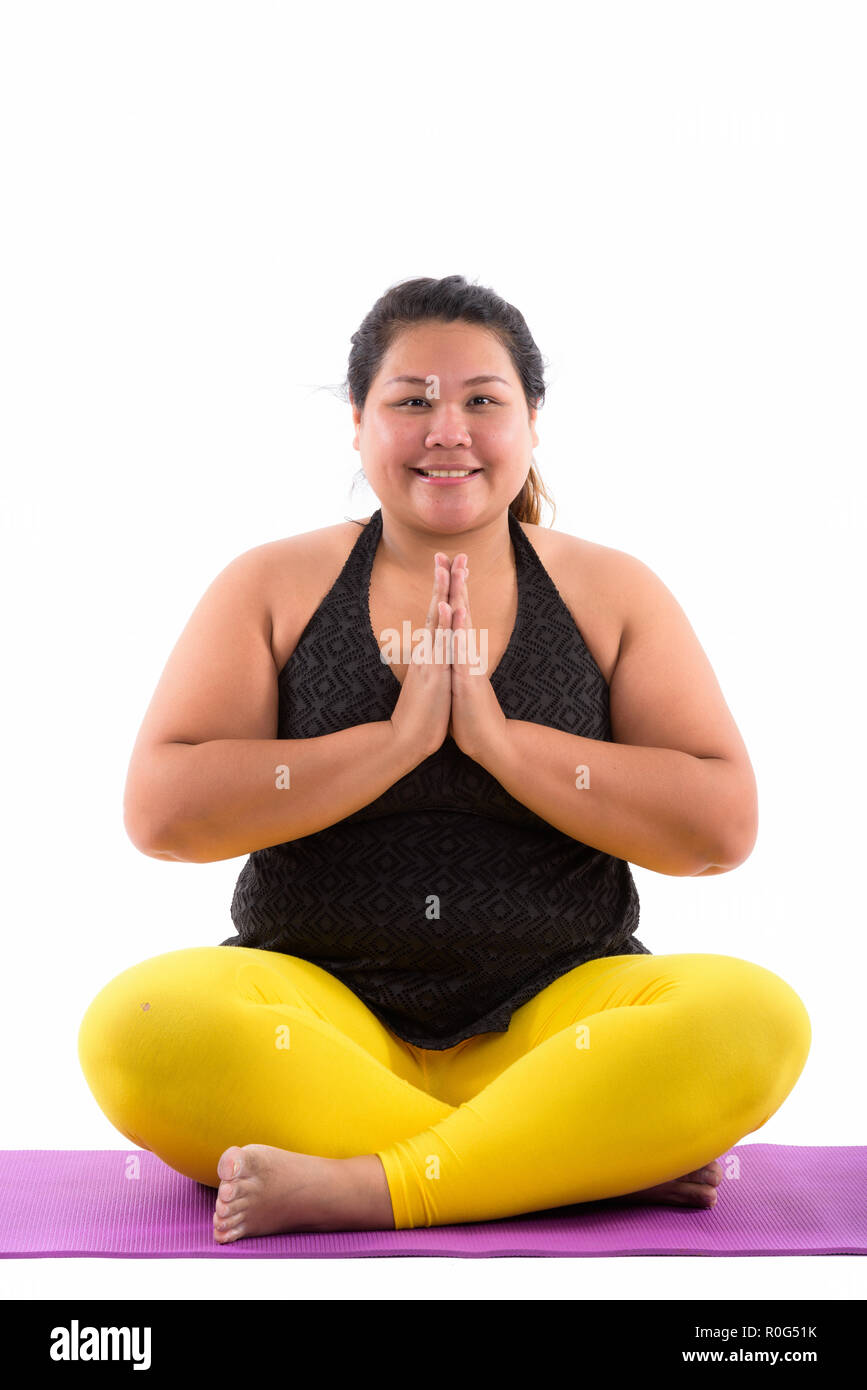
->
[388, 550, 508, 769]
[446, 552, 509, 765]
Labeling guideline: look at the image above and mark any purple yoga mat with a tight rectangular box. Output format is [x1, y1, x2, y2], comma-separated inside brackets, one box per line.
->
[0, 1144, 863, 1258]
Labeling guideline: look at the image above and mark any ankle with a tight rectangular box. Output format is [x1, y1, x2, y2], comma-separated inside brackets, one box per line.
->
[338, 1154, 395, 1231]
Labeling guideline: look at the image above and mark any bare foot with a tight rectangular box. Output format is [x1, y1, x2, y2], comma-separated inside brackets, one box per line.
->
[212, 1144, 395, 1243]
[615, 1159, 723, 1208]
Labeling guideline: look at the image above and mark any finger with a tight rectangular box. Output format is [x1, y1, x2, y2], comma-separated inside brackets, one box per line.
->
[461, 574, 472, 630]
[448, 553, 465, 606]
[425, 552, 451, 629]
[437, 599, 453, 628]
[451, 604, 468, 670]
[450, 555, 472, 629]
[415, 598, 453, 667]
[436, 600, 454, 666]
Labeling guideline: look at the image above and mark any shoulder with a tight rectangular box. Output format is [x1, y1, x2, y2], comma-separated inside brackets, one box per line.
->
[516, 520, 664, 664]
[222, 518, 373, 669]
[519, 516, 651, 567]
[516, 518, 636, 574]
[223, 519, 369, 589]
[230, 516, 371, 573]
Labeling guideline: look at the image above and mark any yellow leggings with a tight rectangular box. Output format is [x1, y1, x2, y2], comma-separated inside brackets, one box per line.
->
[77, 946, 811, 1230]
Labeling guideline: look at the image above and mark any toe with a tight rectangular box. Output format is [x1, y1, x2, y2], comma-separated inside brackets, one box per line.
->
[214, 1222, 245, 1244]
[683, 1182, 718, 1207]
[684, 1162, 722, 1184]
[215, 1192, 248, 1218]
[217, 1146, 245, 1183]
[214, 1210, 245, 1233]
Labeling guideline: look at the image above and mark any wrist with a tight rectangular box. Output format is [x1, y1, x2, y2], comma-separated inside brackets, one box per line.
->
[387, 718, 441, 777]
[466, 713, 514, 777]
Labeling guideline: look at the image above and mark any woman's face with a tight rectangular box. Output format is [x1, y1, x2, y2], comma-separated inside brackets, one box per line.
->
[352, 320, 539, 532]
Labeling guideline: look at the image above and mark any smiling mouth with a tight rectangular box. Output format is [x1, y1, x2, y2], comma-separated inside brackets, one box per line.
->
[411, 467, 482, 478]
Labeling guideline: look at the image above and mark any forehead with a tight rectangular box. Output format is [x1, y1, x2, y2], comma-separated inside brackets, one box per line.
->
[376, 321, 515, 385]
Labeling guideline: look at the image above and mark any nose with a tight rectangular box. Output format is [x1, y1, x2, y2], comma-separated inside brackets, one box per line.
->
[424, 405, 472, 450]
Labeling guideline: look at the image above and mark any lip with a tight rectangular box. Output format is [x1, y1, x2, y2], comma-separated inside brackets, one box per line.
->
[410, 467, 483, 486]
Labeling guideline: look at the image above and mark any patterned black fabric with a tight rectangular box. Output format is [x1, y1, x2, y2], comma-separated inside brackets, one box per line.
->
[222, 508, 649, 1049]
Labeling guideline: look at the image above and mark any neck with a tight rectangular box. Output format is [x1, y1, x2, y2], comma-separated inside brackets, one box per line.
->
[376, 506, 516, 584]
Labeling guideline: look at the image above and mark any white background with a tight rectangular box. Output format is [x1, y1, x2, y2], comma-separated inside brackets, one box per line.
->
[1, 1, 864, 1302]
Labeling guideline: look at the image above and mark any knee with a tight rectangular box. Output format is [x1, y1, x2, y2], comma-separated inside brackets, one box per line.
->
[77, 945, 252, 1085]
[77, 957, 151, 1085]
[729, 956, 810, 1060]
[77, 948, 206, 1080]
[698, 955, 812, 1120]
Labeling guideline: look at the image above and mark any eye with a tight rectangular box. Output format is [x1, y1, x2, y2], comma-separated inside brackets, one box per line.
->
[395, 396, 498, 407]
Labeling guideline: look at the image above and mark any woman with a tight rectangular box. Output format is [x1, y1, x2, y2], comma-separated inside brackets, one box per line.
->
[78, 275, 811, 1241]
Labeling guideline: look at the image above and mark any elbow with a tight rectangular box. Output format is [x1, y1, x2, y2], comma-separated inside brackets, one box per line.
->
[123, 746, 212, 862]
[692, 806, 759, 877]
[728, 824, 758, 871]
[722, 788, 759, 869]
[123, 801, 200, 863]
[123, 813, 177, 861]
[700, 761, 759, 875]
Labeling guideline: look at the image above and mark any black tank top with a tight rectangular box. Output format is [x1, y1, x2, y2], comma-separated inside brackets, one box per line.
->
[221, 508, 649, 1049]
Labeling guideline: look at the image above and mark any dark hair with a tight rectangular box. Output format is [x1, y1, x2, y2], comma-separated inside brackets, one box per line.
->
[342, 274, 554, 526]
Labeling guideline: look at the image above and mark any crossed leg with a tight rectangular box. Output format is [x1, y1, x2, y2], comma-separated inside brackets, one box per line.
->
[77, 946, 811, 1236]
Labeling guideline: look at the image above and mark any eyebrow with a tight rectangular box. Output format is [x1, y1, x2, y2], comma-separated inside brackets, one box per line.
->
[383, 374, 512, 388]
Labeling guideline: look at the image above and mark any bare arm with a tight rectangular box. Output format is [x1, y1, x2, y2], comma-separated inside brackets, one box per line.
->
[132, 729, 420, 864]
[479, 727, 748, 876]
[124, 541, 454, 864]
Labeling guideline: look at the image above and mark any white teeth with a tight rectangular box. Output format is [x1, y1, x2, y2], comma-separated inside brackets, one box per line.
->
[418, 469, 475, 477]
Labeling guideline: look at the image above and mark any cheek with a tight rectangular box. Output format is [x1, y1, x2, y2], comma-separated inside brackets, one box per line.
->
[368, 415, 417, 453]
[480, 422, 526, 455]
